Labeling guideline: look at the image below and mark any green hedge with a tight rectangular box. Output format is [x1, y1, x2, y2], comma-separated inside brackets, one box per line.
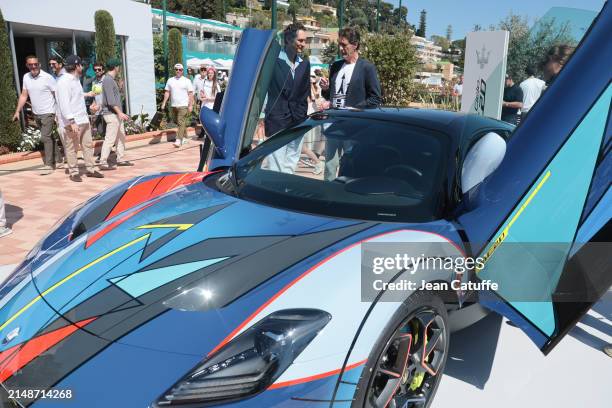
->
[168, 28, 183, 70]
[0, 10, 21, 151]
[94, 10, 116, 65]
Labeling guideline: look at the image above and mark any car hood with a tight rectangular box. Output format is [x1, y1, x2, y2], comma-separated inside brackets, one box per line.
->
[0, 173, 373, 357]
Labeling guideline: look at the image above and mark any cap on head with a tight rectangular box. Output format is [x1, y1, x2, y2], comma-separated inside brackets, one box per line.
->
[174, 63, 184, 70]
[65, 55, 82, 67]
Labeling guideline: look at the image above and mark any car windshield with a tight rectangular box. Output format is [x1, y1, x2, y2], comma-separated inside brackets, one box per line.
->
[225, 115, 450, 222]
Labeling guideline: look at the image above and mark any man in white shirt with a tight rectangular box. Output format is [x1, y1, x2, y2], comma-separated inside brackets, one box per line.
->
[162, 63, 194, 147]
[453, 75, 464, 97]
[519, 66, 546, 115]
[56, 55, 104, 182]
[12, 55, 60, 175]
[192, 64, 206, 109]
[49, 58, 68, 168]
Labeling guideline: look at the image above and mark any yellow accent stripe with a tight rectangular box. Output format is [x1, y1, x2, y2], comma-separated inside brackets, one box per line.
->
[503, 171, 551, 233]
[476, 171, 551, 273]
[136, 224, 193, 231]
[0, 234, 150, 332]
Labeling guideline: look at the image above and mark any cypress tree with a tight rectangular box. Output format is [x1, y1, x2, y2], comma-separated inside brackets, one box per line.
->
[168, 28, 183, 70]
[0, 11, 21, 151]
[417, 10, 427, 37]
[94, 10, 116, 65]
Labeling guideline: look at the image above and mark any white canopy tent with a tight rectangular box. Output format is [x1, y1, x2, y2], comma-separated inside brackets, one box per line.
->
[186, 58, 232, 71]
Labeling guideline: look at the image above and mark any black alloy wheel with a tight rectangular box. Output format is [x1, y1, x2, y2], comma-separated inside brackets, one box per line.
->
[354, 292, 449, 408]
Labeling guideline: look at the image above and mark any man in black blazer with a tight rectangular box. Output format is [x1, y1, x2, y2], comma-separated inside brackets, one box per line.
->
[320, 27, 382, 180]
[264, 23, 311, 173]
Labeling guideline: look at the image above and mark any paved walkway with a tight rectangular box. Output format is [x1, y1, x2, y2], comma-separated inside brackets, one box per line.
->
[0, 136, 203, 265]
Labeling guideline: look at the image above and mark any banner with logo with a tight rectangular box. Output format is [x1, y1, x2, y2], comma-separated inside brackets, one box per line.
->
[461, 31, 509, 120]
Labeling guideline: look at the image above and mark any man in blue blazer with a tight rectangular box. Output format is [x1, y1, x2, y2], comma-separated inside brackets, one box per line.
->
[264, 23, 310, 174]
[320, 27, 382, 180]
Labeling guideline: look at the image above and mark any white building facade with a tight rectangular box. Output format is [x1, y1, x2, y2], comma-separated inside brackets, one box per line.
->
[0, 0, 156, 117]
[410, 35, 443, 64]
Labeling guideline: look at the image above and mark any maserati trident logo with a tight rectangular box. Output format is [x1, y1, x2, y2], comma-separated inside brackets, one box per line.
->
[476, 44, 491, 69]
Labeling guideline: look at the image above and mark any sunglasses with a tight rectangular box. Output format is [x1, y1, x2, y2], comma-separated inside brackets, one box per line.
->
[94, 68, 104, 72]
[27, 63, 40, 68]
[175, 68, 183, 71]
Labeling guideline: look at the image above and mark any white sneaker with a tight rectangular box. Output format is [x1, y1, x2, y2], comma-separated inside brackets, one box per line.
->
[182, 139, 189, 145]
[173, 139, 181, 148]
[40, 165, 54, 175]
[313, 161, 324, 175]
[0, 227, 12, 238]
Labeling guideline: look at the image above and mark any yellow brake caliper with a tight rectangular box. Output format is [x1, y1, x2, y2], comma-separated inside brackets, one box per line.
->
[409, 320, 426, 391]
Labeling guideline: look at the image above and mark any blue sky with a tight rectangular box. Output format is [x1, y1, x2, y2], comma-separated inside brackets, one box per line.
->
[388, 0, 606, 40]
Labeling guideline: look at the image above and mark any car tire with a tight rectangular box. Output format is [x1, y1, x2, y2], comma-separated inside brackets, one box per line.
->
[352, 291, 450, 408]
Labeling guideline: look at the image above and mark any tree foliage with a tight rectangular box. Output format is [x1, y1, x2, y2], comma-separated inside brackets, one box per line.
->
[451, 38, 466, 68]
[321, 40, 338, 65]
[288, 0, 301, 22]
[150, 0, 224, 20]
[392, 6, 408, 28]
[499, 13, 575, 82]
[153, 34, 166, 83]
[94, 10, 116, 65]
[247, 12, 269, 29]
[416, 9, 427, 37]
[431, 35, 450, 51]
[168, 28, 183, 70]
[362, 33, 419, 106]
[313, 11, 337, 28]
[0, 10, 21, 151]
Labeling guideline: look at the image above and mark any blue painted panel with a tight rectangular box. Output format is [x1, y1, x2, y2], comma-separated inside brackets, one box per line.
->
[478, 84, 611, 336]
[574, 186, 611, 249]
[110, 258, 228, 298]
[458, 3, 612, 248]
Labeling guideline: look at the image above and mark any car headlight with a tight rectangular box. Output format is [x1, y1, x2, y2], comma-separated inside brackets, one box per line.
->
[155, 309, 331, 406]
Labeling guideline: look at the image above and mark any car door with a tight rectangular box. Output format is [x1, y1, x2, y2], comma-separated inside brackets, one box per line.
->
[457, 2, 611, 354]
[201, 28, 284, 170]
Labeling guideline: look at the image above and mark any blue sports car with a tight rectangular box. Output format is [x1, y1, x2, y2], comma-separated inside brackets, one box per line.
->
[0, 4, 610, 408]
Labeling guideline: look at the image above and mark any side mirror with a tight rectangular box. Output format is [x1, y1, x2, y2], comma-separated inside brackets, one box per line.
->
[200, 107, 226, 158]
[461, 132, 506, 194]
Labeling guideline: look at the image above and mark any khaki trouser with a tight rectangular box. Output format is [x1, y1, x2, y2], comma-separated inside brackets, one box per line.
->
[173, 106, 189, 142]
[64, 123, 96, 176]
[57, 124, 65, 158]
[101, 114, 126, 165]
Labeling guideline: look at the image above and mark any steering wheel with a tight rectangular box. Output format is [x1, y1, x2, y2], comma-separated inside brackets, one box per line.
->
[383, 164, 426, 190]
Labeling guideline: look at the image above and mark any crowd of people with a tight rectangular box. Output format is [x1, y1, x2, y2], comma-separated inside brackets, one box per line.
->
[0, 54, 137, 236]
[11, 54, 134, 182]
[502, 44, 575, 125]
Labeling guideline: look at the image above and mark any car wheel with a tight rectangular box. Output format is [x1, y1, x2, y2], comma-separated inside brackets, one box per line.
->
[353, 291, 449, 408]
